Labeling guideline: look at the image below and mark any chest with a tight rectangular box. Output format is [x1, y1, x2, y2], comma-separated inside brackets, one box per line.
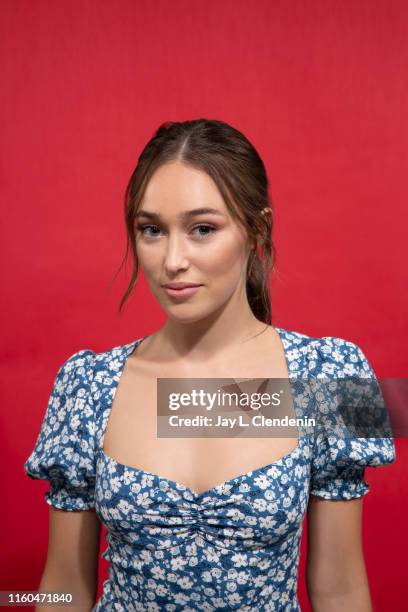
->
[92, 332, 313, 559]
[100, 342, 300, 495]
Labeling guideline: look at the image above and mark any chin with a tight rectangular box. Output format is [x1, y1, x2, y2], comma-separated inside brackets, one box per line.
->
[166, 310, 204, 324]
[164, 304, 216, 324]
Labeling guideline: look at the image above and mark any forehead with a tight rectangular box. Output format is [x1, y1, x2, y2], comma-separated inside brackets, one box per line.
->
[140, 161, 227, 213]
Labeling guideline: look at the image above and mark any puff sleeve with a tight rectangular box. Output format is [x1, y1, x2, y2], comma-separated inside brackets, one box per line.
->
[309, 339, 396, 500]
[23, 349, 96, 511]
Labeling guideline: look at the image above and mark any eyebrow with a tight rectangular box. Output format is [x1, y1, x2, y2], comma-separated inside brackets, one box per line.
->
[135, 207, 225, 220]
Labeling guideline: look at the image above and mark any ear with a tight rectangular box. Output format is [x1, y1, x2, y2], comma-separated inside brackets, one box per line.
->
[248, 236, 258, 253]
[256, 207, 271, 247]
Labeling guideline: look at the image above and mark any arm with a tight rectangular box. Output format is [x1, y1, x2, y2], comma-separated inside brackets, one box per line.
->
[306, 495, 372, 612]
[35, 507, 101, 612]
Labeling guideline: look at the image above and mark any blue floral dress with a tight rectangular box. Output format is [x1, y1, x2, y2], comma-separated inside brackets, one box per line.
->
[23, 327, 396, 611]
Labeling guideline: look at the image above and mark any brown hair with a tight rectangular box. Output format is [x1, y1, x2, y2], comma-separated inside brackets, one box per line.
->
[117, 119, 276, 324]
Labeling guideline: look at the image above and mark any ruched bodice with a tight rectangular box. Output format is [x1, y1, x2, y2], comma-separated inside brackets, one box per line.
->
[23, 327, 396, 611]
[95, 441, 309, 610]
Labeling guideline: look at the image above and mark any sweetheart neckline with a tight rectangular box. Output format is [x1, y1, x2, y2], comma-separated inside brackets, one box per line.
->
[98, 438, 303, 499]
[98, 326, 302, 499]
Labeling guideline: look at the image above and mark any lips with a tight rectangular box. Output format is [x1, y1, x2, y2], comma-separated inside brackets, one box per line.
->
[162, 284, 202, 299]
[162, 283, 202, 290]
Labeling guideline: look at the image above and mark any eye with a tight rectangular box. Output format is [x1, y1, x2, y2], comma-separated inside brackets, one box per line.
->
[137, 224, 161, 237]
[136, 224, 217, 239]
[192, 224, 217, 239]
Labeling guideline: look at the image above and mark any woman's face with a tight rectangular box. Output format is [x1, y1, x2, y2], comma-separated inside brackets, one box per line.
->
[135, 160, 252, 322]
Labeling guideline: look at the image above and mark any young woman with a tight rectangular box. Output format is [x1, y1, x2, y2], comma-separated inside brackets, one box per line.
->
[24, 119, 395, 611]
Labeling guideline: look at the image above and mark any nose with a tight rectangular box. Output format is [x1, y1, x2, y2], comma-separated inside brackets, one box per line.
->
[163, 233, 189, 274]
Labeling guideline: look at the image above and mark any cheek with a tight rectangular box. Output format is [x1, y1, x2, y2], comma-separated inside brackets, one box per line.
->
[199, 236, 247, 274]
[136, 244, 160, 276]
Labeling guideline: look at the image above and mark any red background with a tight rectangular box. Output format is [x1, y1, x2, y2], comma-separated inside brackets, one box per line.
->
[1, 0, 406, 609]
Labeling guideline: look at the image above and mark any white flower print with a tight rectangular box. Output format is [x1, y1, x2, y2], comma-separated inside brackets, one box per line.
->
[231, 553, 248, 567]
[253, 473, 270, 490]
